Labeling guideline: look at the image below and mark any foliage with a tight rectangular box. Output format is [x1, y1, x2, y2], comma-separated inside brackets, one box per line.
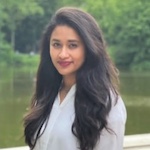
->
[57, 0, 85, 8]
[84, 0, 150, 71]
[0, 0, 150, 71]
[12, 53, 40, 67]
[0, 2, 10, 64]
[0, 41, 13, 66]
[0, 52, 40, 69]
[15, 0, 58, 53]
[0, 0, 43, 49]
[0, 0, 43, 67]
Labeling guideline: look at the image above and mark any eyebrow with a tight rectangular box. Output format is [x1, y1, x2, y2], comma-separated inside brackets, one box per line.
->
[51, 39, 80, 43]
[51, 39, 59, 42]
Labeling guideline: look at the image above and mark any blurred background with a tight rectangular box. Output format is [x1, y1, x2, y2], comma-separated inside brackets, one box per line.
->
[0, 0, 150, 148]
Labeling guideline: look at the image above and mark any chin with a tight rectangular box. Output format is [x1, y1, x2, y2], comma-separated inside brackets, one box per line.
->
[58, 71, 76, 77]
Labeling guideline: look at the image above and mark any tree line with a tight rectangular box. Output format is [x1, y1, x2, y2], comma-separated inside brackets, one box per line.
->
[0, 0, 150, 71]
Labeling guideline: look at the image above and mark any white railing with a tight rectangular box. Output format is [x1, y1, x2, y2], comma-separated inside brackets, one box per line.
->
[1, 133, 150, 150]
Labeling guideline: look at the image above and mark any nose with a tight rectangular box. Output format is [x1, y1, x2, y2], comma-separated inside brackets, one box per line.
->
[59, 46, 69, 59]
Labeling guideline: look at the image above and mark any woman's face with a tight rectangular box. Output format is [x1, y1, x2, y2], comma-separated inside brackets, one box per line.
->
[50, 25, 85, 78]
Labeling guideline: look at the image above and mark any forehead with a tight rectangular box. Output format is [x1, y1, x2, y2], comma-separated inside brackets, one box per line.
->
[50, 25, 82, 41]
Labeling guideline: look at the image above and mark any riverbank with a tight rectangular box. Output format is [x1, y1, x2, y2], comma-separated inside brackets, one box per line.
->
[0, 53, 39, 68]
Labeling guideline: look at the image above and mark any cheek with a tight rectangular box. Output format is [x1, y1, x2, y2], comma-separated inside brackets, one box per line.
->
[49, 48, 52, 57]
[49, 50, 56, 66]
[76, 52, 85, 66]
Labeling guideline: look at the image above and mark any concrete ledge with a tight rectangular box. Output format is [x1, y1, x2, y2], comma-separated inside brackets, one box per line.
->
[123, 133, 150, 150]
[1, 133, 150, 150]
[0, 147, 28, 150]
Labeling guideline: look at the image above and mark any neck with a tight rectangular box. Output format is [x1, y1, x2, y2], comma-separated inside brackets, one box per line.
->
[62, 75, 76, 89]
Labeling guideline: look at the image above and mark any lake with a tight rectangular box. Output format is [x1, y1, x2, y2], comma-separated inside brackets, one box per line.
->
[0, 67, 150, 148]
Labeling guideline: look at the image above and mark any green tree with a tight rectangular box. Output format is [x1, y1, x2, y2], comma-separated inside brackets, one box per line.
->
[57, 0, 85, 8]
[0, 2, 12, 65]
[1, 0, 43, 50]
[15, 0, 58, 53]
[114, 0, 150, 71]
[85, 0, 150, 71]
[0, 2, 7, 48]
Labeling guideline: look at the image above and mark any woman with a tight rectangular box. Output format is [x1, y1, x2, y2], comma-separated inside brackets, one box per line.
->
[24, 7, 126, 150]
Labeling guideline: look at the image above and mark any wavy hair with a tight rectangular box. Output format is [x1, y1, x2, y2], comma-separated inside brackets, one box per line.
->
[24, 7, 119, 150]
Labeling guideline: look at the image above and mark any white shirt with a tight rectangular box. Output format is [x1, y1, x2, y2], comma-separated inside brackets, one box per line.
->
[34, 85, 127, 150]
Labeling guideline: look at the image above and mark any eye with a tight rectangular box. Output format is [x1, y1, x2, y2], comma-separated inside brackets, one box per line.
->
[69, 43, 78, 49]
[52, 42, 61, 49]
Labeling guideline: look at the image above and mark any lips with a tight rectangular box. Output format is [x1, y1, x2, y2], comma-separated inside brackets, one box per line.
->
[58, 61, 72, 67]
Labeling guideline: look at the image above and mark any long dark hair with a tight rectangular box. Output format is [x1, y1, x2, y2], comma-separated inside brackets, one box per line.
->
[24, 7, 119, 150]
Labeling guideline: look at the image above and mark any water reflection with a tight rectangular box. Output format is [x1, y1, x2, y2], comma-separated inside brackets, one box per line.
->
[120, 72, 150, 97]
[0, 67, 35, 148]
[120, 72, 150, 135]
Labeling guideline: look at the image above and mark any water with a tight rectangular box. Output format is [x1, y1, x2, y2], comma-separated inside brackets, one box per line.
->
[0, 67, 150, 148]
[120, 72, 150, 135]
[0, 67, 35, 148]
